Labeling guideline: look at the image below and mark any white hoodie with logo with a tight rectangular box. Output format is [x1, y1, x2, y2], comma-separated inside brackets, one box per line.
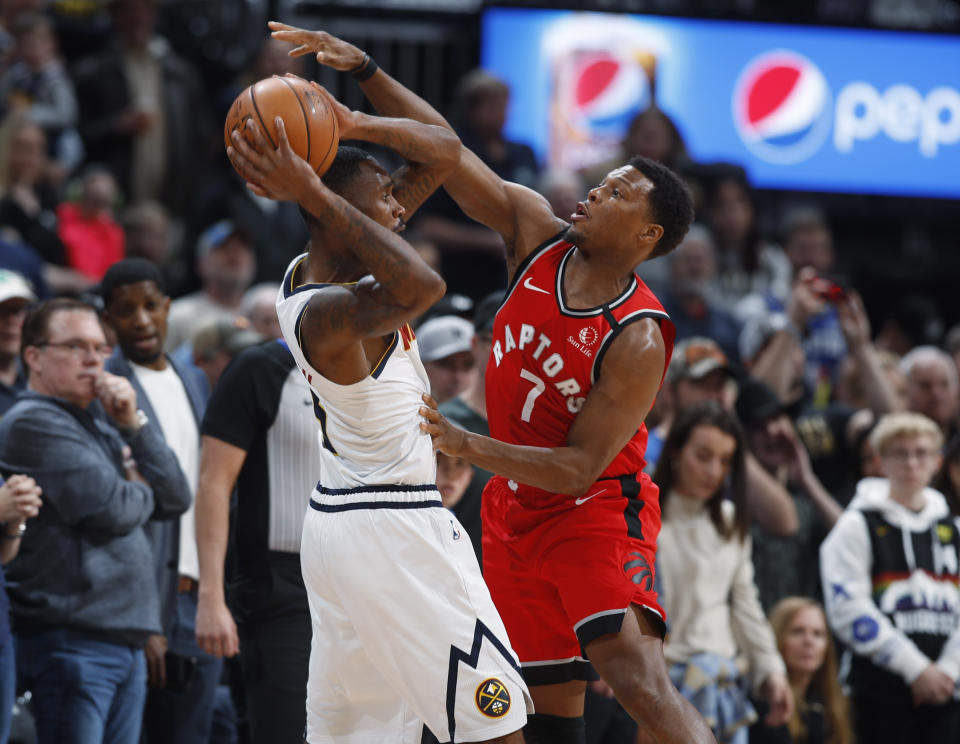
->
[820, 477, 960, 689]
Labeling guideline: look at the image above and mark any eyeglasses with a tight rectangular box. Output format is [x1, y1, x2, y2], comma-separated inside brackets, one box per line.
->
[882, 448, 939, 463]
[35, 340, 114, 358]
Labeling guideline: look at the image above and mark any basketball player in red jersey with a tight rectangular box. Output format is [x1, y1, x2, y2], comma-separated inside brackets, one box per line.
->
[270, 22, 716, 744]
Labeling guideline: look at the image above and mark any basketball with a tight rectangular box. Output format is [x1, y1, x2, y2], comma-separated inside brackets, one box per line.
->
[224, 76, 339, 177]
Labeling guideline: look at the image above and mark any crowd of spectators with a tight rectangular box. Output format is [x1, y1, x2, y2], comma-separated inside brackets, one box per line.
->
[0, 2, 958, 744]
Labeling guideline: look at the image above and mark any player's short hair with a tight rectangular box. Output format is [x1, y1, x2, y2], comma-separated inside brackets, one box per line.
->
[627, 155, 694, 259]
[869, 411, 943, 455]
[100, 258, 165, 307]
[321, 145, 378, 198]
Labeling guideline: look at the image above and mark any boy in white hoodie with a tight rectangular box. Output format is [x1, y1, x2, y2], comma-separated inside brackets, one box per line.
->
[821, 412, 960, 744]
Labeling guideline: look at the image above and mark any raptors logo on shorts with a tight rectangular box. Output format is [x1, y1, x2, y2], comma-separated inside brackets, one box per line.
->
[475, 678, 511, 718]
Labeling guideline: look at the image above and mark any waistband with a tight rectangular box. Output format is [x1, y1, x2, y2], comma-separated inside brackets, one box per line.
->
[310, 481, 442, 511]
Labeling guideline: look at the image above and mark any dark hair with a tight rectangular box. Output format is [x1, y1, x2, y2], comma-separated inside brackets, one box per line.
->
[627, 155, 694, 258]
[320, 145, 378, 198]
[20, 298, 100, 376]
[933, 435, 960, 518]
[652, 401, 749, 541]
[625, 107, 689, 169]
[100, 258, 165, 307]
[702, 163, 763, 273]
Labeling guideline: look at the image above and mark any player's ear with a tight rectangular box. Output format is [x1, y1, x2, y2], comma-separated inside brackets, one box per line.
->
[636, 222, 663, 248]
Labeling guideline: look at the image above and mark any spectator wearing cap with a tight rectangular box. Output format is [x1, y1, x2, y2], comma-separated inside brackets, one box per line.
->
[0, 297, 190, 744]
[417, 314, 477, 405]
[437, 290, 503, 561]
[647, 336, 738, 471]
[99, 259, 225, 744]
[736, 377, 843, 613]
[191, 316, 263, 390]
[652, 338, 800, 540]
[165, 219, 256, 353]
[195, 338, 322, 744]
[0, 269, 34, 414]
[900, 346, 958, 440]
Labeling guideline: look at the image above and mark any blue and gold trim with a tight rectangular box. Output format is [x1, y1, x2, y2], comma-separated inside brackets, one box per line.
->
[309, 393, 338, 455]
[370, 331, 399, 379]
[309, 498, 441, 512]
[282, 254, 358, 298]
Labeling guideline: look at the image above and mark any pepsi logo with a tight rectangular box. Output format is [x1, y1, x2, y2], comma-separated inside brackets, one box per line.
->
[733, 50, 832, 165]
[570, 51, 650, 137]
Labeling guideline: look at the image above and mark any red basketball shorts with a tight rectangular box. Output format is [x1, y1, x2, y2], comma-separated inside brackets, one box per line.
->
[481, 473, 665, 686]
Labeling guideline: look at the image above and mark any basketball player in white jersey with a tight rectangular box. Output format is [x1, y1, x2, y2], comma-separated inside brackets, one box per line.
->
[226, 86, 530, 744]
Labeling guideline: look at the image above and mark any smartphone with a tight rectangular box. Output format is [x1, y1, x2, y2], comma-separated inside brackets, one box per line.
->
[806, 275, 847, 304]
[164, 652, 197, 694]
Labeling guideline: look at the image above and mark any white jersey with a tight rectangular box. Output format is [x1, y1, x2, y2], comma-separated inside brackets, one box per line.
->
[276, 254, 531, 743]
[276, 254, 437, 492]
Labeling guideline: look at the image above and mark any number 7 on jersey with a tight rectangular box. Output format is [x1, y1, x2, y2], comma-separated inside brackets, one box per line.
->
[519, 368, 544, 423]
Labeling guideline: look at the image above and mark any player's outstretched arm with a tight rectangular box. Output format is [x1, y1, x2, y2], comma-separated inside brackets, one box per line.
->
[228, 119, 444, 344]
[269, 22, 566, 268]
[420, 320, 665, 497]
[303, 79, 459, 217]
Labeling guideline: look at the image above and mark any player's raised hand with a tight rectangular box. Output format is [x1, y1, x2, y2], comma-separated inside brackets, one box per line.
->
[228, 117, 317, 202]
[301, 78, 360, 140]
[419, 394, 467, 456]
[268, 22, 365, 72]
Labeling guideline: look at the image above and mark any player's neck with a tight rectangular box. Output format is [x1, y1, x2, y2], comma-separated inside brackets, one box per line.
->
[303, 248, 364, 285]
[565, 249, 635, 306]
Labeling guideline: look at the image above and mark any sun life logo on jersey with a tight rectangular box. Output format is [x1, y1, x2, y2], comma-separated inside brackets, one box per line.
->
[578, 327, 599, 346]
[475, 677, 511, 718]
[733, 50, 832, 165]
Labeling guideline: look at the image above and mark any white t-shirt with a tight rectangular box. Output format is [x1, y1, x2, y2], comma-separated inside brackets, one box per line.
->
[132, 361, 200, 580]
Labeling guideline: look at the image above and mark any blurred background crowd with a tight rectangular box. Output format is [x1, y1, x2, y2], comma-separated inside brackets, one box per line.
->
[0, 0, 959, 743]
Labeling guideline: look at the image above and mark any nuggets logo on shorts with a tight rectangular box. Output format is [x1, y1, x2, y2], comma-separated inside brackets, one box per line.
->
[475, 678, 511, 718]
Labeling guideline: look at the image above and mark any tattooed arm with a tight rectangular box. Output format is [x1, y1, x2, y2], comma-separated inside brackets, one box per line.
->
[269, 23, 566, 273]
[308, 82, 460, 217]
[228, 119, 445, 382]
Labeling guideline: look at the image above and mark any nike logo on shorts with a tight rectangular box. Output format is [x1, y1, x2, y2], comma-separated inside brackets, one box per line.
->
[523, 277, 551, 295]
[575, 488, 606, 506]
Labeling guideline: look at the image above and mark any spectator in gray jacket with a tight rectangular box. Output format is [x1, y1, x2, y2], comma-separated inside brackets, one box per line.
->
[0, 297, 190, 744]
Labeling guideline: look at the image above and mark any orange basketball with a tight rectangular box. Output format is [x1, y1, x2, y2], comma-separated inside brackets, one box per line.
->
[224, 76, 339, 177]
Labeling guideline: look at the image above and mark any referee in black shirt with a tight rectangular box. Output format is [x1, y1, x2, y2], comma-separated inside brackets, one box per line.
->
[195, 339, 322, 743]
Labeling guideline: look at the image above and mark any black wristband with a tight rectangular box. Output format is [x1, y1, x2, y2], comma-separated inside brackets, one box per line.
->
[351, 54, 379, 83]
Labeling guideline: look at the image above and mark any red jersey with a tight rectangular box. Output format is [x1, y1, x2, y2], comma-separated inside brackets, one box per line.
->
[485, 232, 675, 507]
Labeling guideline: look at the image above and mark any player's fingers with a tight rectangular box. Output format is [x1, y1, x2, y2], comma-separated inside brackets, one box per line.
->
[226, 629, 240, 657]
[228, 134, 266, 177]
[245, 181, 270, 199]
[421, 393, 438, 409]
[274, 117, 292, 153]
[227, 144, 263, 183]
[267, 21, 295, 31]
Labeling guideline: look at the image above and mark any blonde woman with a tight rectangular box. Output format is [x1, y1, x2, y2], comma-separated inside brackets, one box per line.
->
[751, 597, 853, 744]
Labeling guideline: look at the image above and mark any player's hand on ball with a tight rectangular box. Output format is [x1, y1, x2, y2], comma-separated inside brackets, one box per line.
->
[300, 78, 360, 140]
[228, 117, 316, 202]
[269, 22, 365, 72]
[420, 394, 467, 455]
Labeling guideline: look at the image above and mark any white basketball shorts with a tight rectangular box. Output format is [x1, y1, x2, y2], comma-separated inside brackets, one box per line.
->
[300, 486, 532, 743]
